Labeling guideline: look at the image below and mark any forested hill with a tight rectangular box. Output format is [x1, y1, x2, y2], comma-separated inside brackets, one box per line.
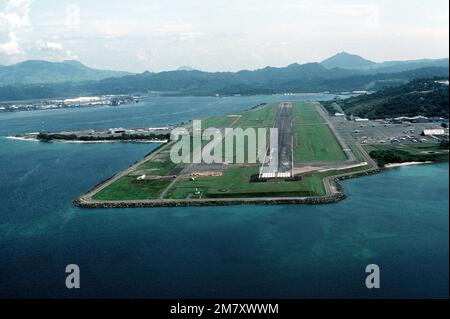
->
[0, 60, 131, 86]
[333, 78, 449, 119]
[1, 52, 448, 100]
[0, 64, 448, 101]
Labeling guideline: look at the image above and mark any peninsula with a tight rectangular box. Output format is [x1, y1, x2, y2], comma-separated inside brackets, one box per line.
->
[73, 101, 448, 208]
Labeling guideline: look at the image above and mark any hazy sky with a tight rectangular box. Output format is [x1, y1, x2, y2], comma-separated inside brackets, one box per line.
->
[0, 0, 448, 72]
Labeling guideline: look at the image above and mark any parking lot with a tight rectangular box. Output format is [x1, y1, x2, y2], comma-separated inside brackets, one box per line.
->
[329, 116, 448, 145]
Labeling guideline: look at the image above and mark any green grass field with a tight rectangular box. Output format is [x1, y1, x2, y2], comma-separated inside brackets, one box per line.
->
[197, 104, 278, 163]
[200, 104, 277, 130]
[292, 103, 347, 162]
[130, 145, 181, 176]
[164, 166, 325, 199]
[234, 104, 278, 128]
[93, 176, 172, 200]
[201, 114, 241, 129]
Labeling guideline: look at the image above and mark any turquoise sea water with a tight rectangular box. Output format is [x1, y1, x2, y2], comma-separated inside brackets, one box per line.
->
[0, 96, 448, 298]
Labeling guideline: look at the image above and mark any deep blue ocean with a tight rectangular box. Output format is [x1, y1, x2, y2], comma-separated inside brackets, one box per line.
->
[0, 95, 448, 298]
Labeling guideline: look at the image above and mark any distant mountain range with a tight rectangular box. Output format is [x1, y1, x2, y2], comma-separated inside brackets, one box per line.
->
[0, 60, 131, 86]
[0, 53, 448, 100]
[320, 52, 449, 74]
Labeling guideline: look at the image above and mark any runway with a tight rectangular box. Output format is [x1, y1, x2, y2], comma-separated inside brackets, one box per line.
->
[260, 102, 293, 178]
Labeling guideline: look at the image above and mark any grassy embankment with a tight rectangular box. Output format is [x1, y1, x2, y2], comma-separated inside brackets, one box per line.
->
[292, 102, 347, 162]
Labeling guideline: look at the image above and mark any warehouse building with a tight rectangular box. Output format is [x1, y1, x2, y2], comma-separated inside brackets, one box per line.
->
[422, 129, 445, 136]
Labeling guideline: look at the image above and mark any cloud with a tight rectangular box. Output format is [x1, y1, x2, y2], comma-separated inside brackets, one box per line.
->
[37, 40, 64, 51]
[0, 0, 32, 27]
[65, 49, 78, 60]
[0, 0, 32, 56]
[65, 4, 80, 29]
[0, 11, 29, 28]
[8, 0, 32, 9]
[338, 3, 381, 30]
[0, 32, 21, 55]
[0, 1, 73, 61]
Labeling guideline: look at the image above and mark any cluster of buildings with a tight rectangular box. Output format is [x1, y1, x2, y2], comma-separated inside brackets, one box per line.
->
[337, 112, 447, 125]
[344, 113, 448, 127]
[349, 115, 446, 124]
[107, 127, 170, 135]
[388, 115, 446, 124]
[422, 128, 446, 137]
[0, 95, 140, 112]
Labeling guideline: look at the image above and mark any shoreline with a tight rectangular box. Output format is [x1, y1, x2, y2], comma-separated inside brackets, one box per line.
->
[384, 161, 434, 168]
[73, 193, 348, 208]
[4, 136, 40, 142]
[5, 136, 167, 144]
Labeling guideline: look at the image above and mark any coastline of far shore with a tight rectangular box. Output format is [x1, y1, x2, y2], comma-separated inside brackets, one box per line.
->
[4, 136, 167, 144]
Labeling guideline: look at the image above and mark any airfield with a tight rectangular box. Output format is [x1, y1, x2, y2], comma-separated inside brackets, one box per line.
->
[74, 101, 445, 208]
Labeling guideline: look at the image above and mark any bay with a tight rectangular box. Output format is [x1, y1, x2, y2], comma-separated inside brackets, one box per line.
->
[0, 95, 448, 298]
